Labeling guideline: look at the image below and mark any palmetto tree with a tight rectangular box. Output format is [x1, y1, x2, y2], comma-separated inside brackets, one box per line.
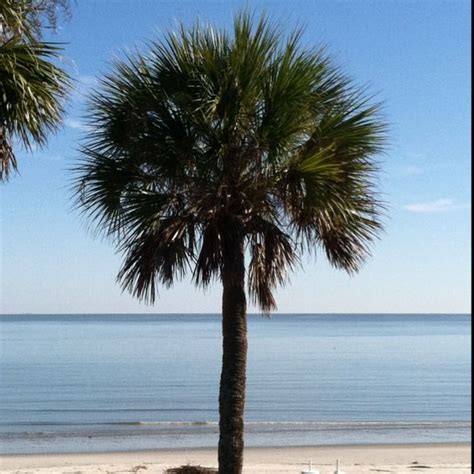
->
[73, 13, 386, 474]
[0, 0, 70, 180]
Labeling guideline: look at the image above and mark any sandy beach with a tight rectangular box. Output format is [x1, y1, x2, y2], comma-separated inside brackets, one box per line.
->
[0, 443, 470, 474]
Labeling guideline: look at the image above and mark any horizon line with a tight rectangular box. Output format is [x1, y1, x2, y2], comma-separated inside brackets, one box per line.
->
[0, 312, 471, 316]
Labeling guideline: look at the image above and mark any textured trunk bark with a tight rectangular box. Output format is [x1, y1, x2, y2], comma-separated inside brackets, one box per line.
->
[218, 234, 247, 474]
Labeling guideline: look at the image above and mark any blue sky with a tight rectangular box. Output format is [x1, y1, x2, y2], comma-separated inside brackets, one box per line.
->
[0, 0, 471, 314]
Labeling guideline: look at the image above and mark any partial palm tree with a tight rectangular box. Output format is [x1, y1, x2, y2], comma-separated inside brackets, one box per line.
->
[0, 0, 70, 180]
[73, 13, 387, 474]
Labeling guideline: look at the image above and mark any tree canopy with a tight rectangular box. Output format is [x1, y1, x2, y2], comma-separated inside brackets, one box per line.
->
[74, 14, 387, 312]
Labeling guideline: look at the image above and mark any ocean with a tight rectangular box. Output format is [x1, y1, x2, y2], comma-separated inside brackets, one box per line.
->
[0, 314, 471, 454]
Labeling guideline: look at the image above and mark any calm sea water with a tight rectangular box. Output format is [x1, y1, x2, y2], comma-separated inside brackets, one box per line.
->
[0, 314, 471, 454]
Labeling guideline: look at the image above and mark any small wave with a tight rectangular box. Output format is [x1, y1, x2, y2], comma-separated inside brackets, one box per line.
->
[112, 420, 471, 427]
[1, 420, 469, 429]
[109, 421, 218, 426]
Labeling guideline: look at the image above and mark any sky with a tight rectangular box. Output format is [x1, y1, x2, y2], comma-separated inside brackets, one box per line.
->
[0, 0, 471, 314]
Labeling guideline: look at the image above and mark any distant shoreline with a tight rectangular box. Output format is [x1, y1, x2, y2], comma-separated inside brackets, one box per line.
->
[0, 312, 471, 316]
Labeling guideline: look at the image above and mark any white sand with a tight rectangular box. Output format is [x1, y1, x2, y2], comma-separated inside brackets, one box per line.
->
[0, 443, 470, 474]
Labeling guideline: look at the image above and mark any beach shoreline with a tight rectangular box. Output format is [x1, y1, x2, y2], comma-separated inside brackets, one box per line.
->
[1, 442, 471, 473]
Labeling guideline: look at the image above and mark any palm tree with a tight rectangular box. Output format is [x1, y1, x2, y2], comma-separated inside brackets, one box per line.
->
[0, 0, 70, 180]
[73, 13, 386, 474]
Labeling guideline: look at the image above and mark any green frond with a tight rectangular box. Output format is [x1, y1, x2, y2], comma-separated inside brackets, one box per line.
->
[276, 86, 386, 272]
[0, 0, 71, 40]
[193, 221, 223, 287]
[118, 216, 195, 304]
[0, 38, 71, 179]
[248, 218, 298, 313]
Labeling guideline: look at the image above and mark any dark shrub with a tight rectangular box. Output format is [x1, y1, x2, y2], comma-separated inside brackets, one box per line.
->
[165, 465, 217, 474]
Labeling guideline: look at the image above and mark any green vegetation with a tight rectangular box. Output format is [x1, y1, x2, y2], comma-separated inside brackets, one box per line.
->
[0, 0, 71, 180]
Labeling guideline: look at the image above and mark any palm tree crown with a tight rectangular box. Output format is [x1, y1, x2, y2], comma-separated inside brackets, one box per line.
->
[75, 14, 386, 312]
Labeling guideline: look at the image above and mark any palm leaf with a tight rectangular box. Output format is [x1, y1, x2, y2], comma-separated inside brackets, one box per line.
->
[0, 38, 70, 179]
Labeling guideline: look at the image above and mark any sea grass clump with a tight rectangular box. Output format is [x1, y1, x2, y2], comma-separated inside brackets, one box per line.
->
[165, 465, 217, 474]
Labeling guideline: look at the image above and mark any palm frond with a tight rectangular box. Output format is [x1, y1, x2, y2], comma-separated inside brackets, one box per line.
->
[247, 218, 298, 312]
[0, 0, 71, 41]
[193, 221, 223, 287]
[0, 38, 71, 179]
[118, 216, 195, 304]
[275, 87, 387, 272]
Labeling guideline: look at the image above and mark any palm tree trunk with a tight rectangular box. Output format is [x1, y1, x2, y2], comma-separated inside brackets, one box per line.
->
[218, 233, 247, 474]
